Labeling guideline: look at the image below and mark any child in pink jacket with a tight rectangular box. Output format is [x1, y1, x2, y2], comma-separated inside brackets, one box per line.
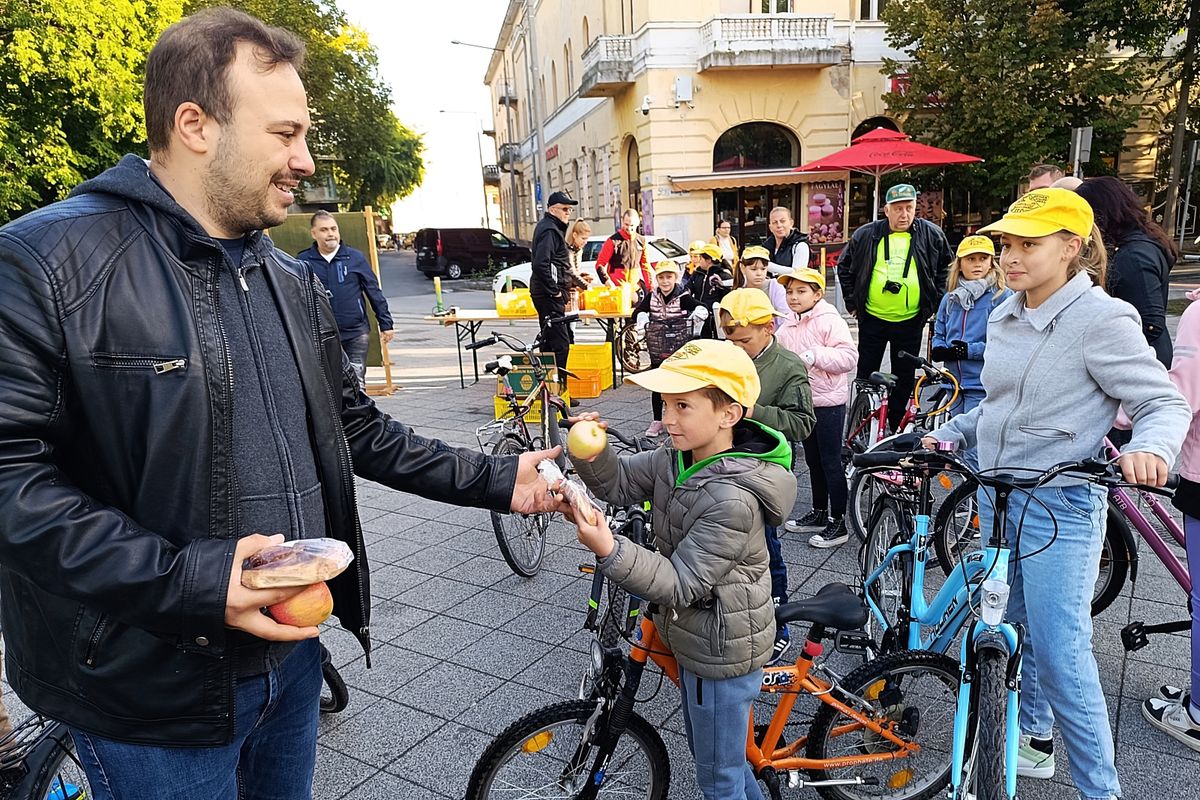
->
[776, 267, 858, 548]
[1141, 288, 1200, 752]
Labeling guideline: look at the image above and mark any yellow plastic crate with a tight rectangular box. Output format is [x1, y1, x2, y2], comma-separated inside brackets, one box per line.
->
[567, 342, 613, 372]
[493, 389, 570, 420]
[496, 288, 535, 317]
[582, 284, 633, 316]
[566, 367, 614, 399]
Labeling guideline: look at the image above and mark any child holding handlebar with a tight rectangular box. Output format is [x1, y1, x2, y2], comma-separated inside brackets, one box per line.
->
[925, 189, 1188, 799]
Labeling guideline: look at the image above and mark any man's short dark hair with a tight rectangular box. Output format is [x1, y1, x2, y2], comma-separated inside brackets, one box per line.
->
[310, 210, 335, 228]
[144, 7, 306, 154]
[1027, 163, 1064, 181]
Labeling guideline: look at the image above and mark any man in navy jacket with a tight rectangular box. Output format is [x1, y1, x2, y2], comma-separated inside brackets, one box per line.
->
[297, 211, 394, 383]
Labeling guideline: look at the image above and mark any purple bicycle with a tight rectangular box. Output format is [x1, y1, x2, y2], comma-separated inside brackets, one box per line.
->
[932, 438, 1189, 647]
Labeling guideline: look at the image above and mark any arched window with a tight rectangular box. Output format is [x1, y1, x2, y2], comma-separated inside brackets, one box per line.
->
[564, 43, 573, 97]
[624, 137, 641, 214]
[852, 116, 901, 140]
[540, 76, 547, 117]
[582, 17, 590, 46]
[550, 62, 558, 110]
[712, 122, 799, 171]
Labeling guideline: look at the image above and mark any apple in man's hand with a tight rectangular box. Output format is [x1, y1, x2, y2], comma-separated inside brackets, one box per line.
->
[267, 581, 333, 627]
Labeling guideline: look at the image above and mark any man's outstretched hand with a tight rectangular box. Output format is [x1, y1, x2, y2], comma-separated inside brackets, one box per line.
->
[511, 446, 565, 514]
[225, 534, 321, 641]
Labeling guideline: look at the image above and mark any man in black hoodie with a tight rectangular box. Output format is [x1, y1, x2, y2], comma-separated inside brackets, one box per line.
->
[0, 8, 560, 797]
[530, 190, 577, 386]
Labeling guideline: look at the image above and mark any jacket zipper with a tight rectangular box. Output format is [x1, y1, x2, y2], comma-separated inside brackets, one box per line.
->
[306, 280, 372, 664]
[995, 318, 1057, 462]
[83, 615, 108, 667]
[92, 354, 187, 373]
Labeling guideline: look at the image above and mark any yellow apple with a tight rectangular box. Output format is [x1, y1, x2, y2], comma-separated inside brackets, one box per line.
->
[267, 581, 333, 627]
[566, 420, 607, 461]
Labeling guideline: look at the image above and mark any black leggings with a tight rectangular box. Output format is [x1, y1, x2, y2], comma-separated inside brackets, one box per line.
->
[649, 357, 664, 420]
[856, 310, 926, 432]
[801, 405, 848, 517]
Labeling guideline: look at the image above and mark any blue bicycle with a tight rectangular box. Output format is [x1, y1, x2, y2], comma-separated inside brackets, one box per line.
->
[854, 440, 1175, 799]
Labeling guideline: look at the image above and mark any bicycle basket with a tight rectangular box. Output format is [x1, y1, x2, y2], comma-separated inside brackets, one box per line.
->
[644, 318, 696, 362]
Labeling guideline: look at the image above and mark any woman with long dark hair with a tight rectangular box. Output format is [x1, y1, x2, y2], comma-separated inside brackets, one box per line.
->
[1076, 176, 1179, 366]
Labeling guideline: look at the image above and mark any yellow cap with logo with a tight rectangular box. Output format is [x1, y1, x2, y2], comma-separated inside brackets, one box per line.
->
[777, 267, 826, 292]
[955, 235, 996, 258]
[699, 243, 723, 260]
[741, 245, 771, 263]
[719, 288, 786, 327]
[978, 188, 1094, 239]
[653, 261, 681, 275]
[625, 339, 760, 408]
[688, 239, 708, 254]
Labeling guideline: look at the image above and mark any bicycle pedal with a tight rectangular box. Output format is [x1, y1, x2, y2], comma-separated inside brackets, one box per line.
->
[1121, 621, 1150, 652]
[835, 630, 874, 656]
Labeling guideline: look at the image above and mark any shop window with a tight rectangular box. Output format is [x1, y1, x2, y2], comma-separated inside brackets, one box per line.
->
[713, 122, 799, 172]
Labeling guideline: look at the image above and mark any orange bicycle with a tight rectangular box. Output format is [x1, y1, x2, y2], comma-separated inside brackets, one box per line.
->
[467, 438, 960, 800]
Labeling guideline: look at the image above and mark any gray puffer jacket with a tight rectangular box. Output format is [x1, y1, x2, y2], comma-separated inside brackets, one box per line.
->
[574, 420, 797, 679]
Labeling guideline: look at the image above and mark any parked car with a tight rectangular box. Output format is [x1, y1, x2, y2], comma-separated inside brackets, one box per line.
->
[415, 228, 531, 279]
[491, 235, 690, 293]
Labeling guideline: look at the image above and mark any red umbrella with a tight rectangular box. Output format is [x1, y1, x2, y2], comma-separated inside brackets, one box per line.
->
[795, 127, 983, 218]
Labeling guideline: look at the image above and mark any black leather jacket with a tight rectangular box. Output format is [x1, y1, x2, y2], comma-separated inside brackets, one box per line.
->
[836, 217, 953, 321]
[0, 156, 518, 745]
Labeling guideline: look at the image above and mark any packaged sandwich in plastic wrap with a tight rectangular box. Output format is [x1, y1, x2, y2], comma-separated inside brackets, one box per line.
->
[241, 538, 354, 589]
[537, 460, 602, 526]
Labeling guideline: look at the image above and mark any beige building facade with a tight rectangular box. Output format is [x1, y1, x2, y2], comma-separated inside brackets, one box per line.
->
[483, 1, 1162, 255]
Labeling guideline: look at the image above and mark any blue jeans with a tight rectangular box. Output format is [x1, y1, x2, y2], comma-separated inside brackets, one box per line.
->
[342, 332, 370, 385]
[976, 484, 1118, 800]
[678, 666, 763, 800]
[763, 525, 788, 605]
[70, 638, 322, 800]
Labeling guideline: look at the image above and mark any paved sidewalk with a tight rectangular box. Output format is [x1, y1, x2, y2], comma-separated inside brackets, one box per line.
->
[3, 304, 1194, 799]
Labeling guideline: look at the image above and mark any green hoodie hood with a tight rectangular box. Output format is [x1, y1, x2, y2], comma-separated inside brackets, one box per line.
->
[672, 419, 794, 526]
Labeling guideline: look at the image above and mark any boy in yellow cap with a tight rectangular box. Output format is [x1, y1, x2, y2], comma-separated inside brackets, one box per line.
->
[566, 338, 797, 799]
[930, 234, 1012, 418]
[718, 288, 814, 664]
[925, 188, 1187, 797]
[632, 261, 709, 435]
[689, 242, 733, 338]
[735, 245, 791, 324]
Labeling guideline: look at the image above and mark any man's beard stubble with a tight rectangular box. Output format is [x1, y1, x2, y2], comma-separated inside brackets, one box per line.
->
[202, 137, 294, 236]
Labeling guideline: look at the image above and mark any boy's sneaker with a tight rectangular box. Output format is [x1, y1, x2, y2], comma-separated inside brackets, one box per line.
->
[808, 517, 849, 549]
[768, 627, 791, 666]
[1156, 684, 1187, 703]
[784, 508, 827, 533]
[1015, 735, 1055, 779]
[645, 420, 665, 437]
[1142, 693, 1200, 752]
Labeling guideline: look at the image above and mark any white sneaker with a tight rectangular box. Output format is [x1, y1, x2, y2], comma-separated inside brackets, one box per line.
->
[1143, 694, 1200, 752]
[1015, 735, 1055, 779]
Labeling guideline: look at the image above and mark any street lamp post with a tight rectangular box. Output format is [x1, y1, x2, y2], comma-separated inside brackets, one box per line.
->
[451, 39, 524, 242]
[439, 110, 489, 228]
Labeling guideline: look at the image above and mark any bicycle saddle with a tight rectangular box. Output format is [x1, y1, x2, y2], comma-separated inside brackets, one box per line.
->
[868, 371, 897, 389]
[775, 583, 868, 631]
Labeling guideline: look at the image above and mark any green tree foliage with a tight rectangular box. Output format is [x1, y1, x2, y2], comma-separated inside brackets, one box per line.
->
[0, 0, 181, 221]
[880, 0, 1174, 207]
[185, 0, 423, 211]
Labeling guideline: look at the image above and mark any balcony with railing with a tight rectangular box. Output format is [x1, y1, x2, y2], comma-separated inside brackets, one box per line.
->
[498, 143, 521, 173]
[497, 84, 518, 107]
[580, 35, 634, 97]
[482, 164, 501, 184]
[698, 14, 841, 71]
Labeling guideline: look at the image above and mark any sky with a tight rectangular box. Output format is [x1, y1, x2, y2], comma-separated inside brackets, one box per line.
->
[338, 0, 508, 232]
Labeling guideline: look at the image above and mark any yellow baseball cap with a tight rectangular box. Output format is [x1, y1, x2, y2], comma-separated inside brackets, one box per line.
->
[625, 339, 760, 408]
[978, 188, 1094, 239]
[741, 245, 770, 262]
[956, 235, 996, 258]
[719, 288, 786, 327]
[653, 261, 681, 275]
[699, 243, 723, 260]
[688, 239, 707, 254]
[777, 267, 826, 292]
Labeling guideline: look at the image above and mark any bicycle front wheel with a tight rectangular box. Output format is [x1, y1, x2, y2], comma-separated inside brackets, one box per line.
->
[846, 469, 887, 543]
[466, 700, 670, 800]
[806, 650, 960, 800]
[963, 648, 1008, 800]
[616, 322, 650, 374]
[490, 435, 548, 577]
[10, 723, 92, 800]
[861, 495, 912, 654]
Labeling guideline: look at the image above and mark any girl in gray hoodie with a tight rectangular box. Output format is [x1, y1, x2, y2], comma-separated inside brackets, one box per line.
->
[928, 189, 1188, 800]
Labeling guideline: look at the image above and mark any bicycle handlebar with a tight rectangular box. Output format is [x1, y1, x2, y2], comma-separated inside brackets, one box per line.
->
[897, 350, 947, 379]
[465, 336, 497, 351]
[559, 418, 648, 453]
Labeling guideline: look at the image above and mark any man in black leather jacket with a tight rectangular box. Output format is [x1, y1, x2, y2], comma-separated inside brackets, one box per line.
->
[530, 190, 577, 385]
[0, 9, 559, 797]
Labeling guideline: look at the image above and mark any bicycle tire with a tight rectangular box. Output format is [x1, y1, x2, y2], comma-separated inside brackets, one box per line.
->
[597, 518, 641, 649]
[932, 483, 1130, 617]
[806, 649, 960, 800]
[846, 469, 887, 544]
[964, 648, 1007, 800]
[845, 390, 878, 459]
[319, 644, 349, 714]
[465, 700, 669, 800]
[6, 723, 91, 800]
[616, 322, 650, 374]
[861, 495, 913, 654]
[489, 435, 548, 577]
